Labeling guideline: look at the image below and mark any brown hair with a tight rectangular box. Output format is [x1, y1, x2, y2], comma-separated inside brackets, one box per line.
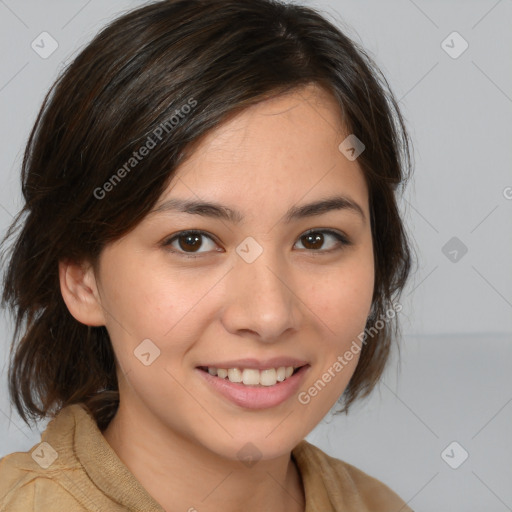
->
[1, 0, 414, 431]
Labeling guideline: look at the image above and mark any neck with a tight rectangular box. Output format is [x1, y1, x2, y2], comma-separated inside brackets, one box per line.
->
[102, 399, 305, 512]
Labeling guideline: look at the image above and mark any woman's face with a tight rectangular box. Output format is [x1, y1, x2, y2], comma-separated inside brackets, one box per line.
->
[93, 84, 374, 460]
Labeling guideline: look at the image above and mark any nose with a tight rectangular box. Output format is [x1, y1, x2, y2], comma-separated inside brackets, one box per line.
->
[220, 247, 301, 343]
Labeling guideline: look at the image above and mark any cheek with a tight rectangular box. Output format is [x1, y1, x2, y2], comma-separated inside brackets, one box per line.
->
[299, 253, 374, 401]
[99, 254, 222, 361]
[307, 257, 374, 336]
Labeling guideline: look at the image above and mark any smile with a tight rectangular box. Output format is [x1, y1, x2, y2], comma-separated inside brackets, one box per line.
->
[196, 364, 310, 409]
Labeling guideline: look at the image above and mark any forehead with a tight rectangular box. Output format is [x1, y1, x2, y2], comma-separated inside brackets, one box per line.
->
[185, 84, 346, 158]
[157, 84, 368, 221]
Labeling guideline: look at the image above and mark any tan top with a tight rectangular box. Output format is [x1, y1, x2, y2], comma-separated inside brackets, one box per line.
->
[0, 403, 412, 511]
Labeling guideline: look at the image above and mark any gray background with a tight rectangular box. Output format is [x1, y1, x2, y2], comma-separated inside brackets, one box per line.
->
[0, 1, 511, 511]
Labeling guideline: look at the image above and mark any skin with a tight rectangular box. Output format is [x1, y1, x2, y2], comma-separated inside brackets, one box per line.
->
[60, 84, 375, 512]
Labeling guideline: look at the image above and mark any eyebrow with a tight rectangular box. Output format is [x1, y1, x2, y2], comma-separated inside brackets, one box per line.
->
[150, 195, 366, 224]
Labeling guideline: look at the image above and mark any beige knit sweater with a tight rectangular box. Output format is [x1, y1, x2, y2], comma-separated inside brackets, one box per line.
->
[0, 403, 412, 511]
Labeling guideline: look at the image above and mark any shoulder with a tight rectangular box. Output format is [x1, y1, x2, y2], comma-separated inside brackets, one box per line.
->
[293, 440, 413, 512]
[0, 405, 93, 511]
[0, 404, 152, 512]
[0, 451, 85, 511]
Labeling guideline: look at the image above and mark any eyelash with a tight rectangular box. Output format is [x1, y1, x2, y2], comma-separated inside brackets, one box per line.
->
[162, 229, 352, 259]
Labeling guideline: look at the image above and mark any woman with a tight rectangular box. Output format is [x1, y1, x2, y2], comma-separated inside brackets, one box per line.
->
[0, 0, 414, 510]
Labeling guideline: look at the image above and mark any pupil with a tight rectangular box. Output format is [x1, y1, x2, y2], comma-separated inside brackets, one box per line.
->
[180, 234, 201, 252]
[304, 232, 323, 250]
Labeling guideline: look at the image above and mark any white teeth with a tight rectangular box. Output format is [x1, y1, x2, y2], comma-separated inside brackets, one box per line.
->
[276, 367, 286, 382]
[227, 368, 242, 383]
[242, 369, 260, 385]
[206, 365, 299, 386]
[260, 368, 277, 386]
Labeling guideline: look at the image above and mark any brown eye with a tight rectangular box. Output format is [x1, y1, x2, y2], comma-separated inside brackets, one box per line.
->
[163, 228, 350, 259]
[164, 230, 219, 256]
[295, 229, 350, 252]
[301, 232, 324, 250]
[178, 233, 202, 252]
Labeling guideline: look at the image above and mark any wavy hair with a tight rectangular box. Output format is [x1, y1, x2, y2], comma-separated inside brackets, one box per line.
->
[1, 0, 414, 430]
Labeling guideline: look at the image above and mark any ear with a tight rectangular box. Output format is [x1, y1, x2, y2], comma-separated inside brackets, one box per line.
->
[59, 259, 106, 326]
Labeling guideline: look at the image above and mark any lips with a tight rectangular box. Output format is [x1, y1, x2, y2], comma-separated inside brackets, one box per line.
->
[196, 363, 310, 409]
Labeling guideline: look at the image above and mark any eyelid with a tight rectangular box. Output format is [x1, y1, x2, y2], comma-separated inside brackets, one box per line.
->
[162, 228, 352, 258]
